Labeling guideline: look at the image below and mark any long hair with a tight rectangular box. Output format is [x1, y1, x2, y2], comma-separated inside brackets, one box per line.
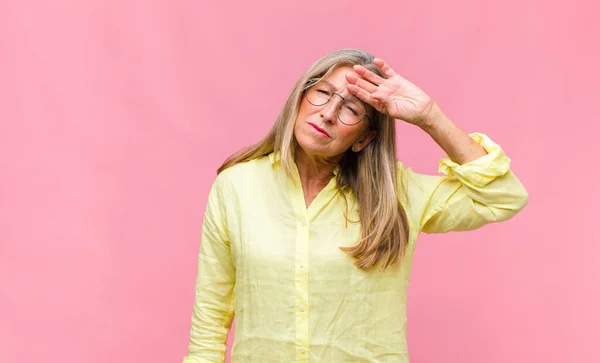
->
[217, 48, 410, 270]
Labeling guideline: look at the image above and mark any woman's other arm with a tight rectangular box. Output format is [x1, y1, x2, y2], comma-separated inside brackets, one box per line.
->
[183, 175, 235, 363]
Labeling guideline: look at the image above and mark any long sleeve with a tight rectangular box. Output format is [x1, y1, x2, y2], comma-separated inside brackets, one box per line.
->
[183, 175, 236, 363]
[402, 132, 529, 234]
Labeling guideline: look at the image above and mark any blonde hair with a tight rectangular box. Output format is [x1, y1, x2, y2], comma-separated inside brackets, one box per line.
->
[218, 48, 410, 270]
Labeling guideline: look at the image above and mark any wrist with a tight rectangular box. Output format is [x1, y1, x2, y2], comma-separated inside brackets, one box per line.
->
[417, 102, 448, 133]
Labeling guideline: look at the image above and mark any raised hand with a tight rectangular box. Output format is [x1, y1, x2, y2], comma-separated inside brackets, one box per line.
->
[345, 58, 437, 127]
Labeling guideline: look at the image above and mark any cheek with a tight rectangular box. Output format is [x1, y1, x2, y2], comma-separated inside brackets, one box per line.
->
[294, 99, 316, 131]
[336, 126, 363, 145]
[293, 111, 309, 140]
[297, 98, 313, 118]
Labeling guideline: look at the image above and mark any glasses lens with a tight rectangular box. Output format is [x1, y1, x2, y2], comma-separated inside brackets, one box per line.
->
[339, 99, 365, 125]
[305, 80, 366, 125]
[305, 83, 331, 106]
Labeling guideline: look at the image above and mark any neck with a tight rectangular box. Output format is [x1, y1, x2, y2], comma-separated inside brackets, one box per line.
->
[294, 147, 338, 187]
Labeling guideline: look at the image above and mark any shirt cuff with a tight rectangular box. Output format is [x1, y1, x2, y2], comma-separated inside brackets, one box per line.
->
[438, 132, 511, 188]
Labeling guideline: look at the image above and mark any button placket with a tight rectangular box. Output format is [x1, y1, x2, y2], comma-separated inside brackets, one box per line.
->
[295, 217, 310, 361]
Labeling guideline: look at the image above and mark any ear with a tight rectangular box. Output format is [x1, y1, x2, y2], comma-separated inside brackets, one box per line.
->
[353, 130, 377, 152]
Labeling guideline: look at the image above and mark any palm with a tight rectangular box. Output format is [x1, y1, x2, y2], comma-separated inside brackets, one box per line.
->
[346, 58, 435, 126]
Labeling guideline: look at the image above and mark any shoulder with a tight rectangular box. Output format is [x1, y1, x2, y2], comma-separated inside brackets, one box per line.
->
[213, 155, 271, 190]
[395, 159, 446, 191]
[394, 159, 447, 215]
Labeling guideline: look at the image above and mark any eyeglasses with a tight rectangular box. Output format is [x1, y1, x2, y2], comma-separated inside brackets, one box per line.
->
[304, 78, 371, 126]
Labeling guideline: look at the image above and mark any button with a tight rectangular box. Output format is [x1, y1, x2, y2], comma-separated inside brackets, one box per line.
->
[300, 347, 306, 354]
[299, 305, 305, 312]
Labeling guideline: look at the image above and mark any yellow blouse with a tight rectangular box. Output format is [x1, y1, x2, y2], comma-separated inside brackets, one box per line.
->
[183, 133, 528, 362]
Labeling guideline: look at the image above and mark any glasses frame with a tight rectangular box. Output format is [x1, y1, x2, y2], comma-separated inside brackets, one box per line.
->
[304, 78, 372, 126]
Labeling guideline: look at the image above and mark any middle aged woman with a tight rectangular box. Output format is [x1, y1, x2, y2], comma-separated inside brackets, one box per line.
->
[183, 48, 529, 363]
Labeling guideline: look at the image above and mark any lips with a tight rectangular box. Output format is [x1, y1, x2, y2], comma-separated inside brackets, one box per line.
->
[308, 123, 330, 137]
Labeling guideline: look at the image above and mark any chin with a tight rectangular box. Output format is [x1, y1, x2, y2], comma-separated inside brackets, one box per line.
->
[299, 143, 340, 159]
[296, 139, 324, 155]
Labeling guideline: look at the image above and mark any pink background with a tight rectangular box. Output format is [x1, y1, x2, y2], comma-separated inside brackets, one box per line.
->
[1, 0, 598, 362]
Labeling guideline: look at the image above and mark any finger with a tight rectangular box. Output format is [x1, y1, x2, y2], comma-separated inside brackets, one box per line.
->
[347, 84, 382, 111]
[352, 64, 384, 86]
[373, 58, 398, 78]
[345, 71, 378, 94]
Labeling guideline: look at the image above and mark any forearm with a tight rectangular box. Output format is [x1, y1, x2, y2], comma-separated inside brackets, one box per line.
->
[418, 103, 488, 165]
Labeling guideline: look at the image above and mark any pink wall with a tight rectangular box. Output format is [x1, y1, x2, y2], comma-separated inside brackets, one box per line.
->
[1, 0, 598, 362]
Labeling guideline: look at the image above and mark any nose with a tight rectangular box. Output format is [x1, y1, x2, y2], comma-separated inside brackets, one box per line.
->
[319, 94, 344, 123]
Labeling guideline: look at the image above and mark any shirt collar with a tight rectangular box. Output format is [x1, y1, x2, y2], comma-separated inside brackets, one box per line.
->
[268, 151, 339, 176]
[268, 151, 280, 165]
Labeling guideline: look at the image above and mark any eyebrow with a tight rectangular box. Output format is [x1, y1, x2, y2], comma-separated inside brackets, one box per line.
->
[321, 79, 338, 92]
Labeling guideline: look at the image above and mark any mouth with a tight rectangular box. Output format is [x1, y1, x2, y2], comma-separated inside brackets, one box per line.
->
[308, 123, 330, 138]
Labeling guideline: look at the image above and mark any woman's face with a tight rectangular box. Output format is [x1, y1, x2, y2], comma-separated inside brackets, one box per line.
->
[293, 66, 377, 159]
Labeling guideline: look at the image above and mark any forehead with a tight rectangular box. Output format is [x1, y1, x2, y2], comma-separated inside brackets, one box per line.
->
[319, 65, 376, 120]
[320, 66, 354, 91]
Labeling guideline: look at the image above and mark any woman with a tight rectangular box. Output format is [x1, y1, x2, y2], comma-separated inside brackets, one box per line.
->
[182, 48, 528, 362]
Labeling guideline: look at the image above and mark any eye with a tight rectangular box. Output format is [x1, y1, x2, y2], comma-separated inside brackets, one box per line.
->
[316, 88, 331, 96]
[344, 103, 361, 116]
